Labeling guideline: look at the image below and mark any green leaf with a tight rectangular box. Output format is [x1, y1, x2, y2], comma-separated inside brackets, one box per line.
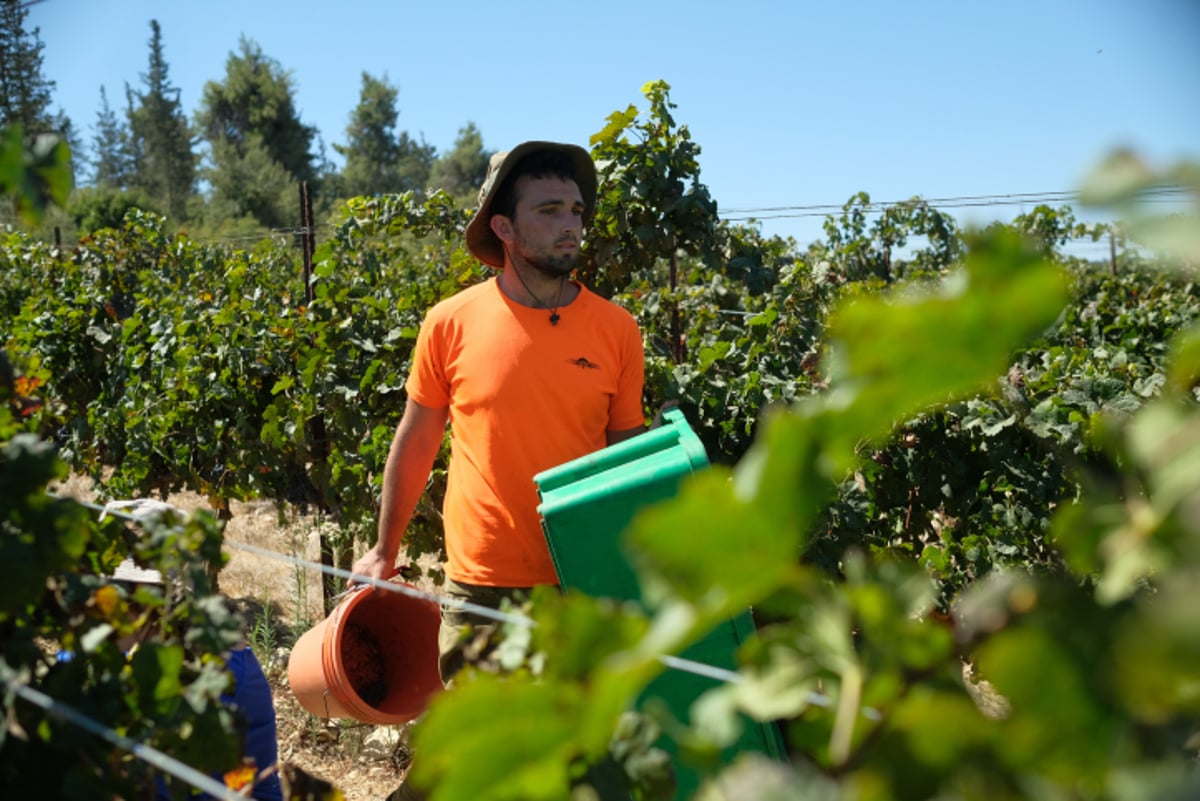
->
[412, 678, 581, 801]
[1113, 571, 1200, 719]
[627, 468, 797, 617]
[729, 653, 821, 723]
[731, 406, 838, 545]
[697, 342, 730, 371]
[982, 413, 1017, 436]
[1078, 149, 1156, 206]
[820, 229, 1071, 459]
[589, 105, 639, 147]
[531, 588, 648, 683]
[1166, 323, 1200, 396]
[975, 619, 1116, 783]
[130, 642, 186, 714]
[1126, 400, 1200, 520]
[889, 687, 992, 769]
[0, 125, 73, 226]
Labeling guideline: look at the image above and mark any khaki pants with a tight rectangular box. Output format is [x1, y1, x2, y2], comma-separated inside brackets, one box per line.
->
[436, 578, 540, 685]
[387, 581, 538, 800]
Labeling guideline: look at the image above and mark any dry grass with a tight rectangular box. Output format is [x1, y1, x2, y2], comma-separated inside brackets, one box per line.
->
[51, 474, 413, 801]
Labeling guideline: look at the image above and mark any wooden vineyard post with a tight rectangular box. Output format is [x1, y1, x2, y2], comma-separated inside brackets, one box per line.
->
[298, 182, 340, 612]
[670, 237, 684, 364]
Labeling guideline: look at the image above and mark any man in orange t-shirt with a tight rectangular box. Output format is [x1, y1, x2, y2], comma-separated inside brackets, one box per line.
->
[350, 141, 647, 684]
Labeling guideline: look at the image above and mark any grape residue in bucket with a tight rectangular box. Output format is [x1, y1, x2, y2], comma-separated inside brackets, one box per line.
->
[342, 621, 387, 707]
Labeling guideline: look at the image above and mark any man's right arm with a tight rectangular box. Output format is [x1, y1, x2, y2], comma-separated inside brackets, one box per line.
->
[350, 396, 449, 584]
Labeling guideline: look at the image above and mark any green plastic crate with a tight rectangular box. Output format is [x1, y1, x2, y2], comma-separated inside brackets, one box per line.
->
[535, 408, 709, 603]
[534, 409, 786, 799]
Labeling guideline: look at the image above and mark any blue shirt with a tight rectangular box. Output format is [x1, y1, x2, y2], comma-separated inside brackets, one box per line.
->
[217, 647, 284, 801]
[57, 645, 284, 800]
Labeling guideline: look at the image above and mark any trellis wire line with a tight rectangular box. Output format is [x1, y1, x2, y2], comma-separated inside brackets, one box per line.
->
[722, 190, 1191, 222]
[226, 538, 800, 697]
[48, 185, 1185, 249]
[656, 655, 741, 684]
[69, 497, 748, 681]
[5, 654, 873, 801]
[718, 186, 1189, 216]
[52, 494, 531, 628]
[226, 539, 764, 689]
[3, 679, 248, 801]
[64, 494, 887, 718]
[723, 196, 1166, 220]
[228, 538, 532, 628]
[67, 497, 723, 664]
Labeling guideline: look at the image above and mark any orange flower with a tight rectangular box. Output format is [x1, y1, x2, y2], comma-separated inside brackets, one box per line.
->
[223, 763, 257, 792]
[13, 375, 42, 395]
[92, 585, 121, 618]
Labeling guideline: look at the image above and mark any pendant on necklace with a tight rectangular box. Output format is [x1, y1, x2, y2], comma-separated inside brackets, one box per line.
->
[550, 312, 560, 326]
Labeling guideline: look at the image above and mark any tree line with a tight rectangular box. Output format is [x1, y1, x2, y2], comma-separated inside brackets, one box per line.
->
[0, 3, 492, 240]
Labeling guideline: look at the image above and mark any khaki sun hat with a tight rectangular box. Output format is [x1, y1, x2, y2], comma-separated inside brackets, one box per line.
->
[464, 141, 598, 268]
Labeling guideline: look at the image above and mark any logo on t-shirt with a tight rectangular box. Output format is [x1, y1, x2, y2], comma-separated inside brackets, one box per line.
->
[567, 357, 600, 370]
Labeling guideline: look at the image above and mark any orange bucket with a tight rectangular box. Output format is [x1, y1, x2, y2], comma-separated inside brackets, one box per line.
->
[288, 584, 442, 724]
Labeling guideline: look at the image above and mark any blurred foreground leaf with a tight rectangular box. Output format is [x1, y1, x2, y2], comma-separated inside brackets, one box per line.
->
[0, 125, 73, 227]
[1080, 150, 1200, 264]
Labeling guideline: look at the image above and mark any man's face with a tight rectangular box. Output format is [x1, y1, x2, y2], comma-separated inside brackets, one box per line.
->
[506, 175, 585, 277]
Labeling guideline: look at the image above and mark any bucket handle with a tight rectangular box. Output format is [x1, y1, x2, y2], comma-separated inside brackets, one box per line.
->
[330, 568, 404, 605]
[329, 582, 371, 606]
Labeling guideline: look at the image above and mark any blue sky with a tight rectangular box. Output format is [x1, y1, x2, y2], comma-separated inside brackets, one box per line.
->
[28, 0, 1200, 252]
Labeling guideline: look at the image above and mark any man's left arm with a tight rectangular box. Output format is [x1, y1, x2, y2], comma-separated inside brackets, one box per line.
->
[606, 424, 644, 446]
[606, 400, 679, 445]
[606, 316, 650, 446]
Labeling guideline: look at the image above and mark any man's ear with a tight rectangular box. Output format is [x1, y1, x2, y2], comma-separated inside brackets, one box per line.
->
[489, 214, 514, 246]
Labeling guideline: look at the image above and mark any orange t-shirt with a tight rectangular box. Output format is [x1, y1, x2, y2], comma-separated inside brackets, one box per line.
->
[405, 278, 645, 586]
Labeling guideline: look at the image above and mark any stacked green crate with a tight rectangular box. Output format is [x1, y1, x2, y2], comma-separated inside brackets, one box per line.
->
[535, 409, 785, 800]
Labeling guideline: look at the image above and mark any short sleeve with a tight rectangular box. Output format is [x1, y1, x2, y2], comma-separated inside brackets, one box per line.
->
[608, 312, 646, 431]
[405, 310, 452, 408]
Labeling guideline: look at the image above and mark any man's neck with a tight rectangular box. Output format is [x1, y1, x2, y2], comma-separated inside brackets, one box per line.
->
[499, 263, 574, 310]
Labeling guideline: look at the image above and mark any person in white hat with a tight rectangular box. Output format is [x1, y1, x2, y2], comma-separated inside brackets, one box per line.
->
[350, 142, 649, 684]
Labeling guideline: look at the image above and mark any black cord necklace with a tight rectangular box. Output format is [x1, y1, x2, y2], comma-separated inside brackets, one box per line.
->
[512, 270, 566, 326]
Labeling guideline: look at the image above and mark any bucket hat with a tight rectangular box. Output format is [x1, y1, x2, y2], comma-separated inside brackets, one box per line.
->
[464, 141, 597, 268]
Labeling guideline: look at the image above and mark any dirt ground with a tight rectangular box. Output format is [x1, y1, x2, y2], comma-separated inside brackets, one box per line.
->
[54, 475, 417, 801]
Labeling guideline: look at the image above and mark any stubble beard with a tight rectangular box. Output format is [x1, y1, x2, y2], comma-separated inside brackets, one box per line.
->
[512, 227, 579, 279]
[525, 250, 577, 279]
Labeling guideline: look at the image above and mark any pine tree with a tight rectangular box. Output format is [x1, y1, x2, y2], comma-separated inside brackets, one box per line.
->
[90, 86, 134, 188]
[127, 19, 196, 220]
[429, 122, 491, 198]
[198, 37, 317, 185]
[196, 37, 319, 227]
[0, 0, 55, 133]
[204, 134, 295, 229]
[332, 72, 435, 199]
[0, 0, 76, 162]
[394, 128, 435, 194]
[333, 72, 402, 197]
